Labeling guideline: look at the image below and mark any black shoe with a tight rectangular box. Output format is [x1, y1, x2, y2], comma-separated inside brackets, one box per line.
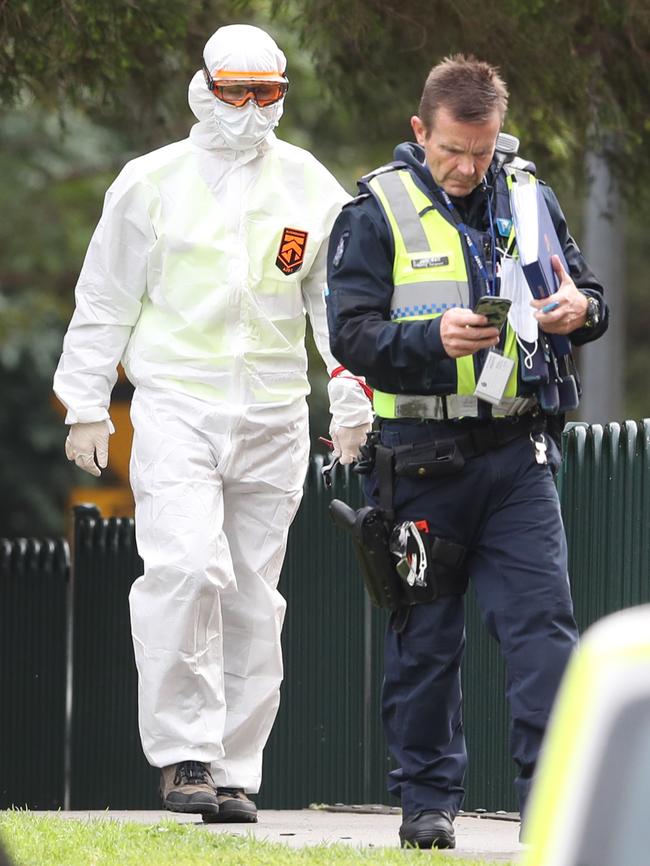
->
[202, 788, 258, 823]
[399, 809, 455, 849]
[160, 761, 219, 815]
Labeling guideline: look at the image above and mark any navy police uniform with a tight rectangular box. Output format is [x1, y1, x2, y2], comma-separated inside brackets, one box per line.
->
[325, 141, 608, 818]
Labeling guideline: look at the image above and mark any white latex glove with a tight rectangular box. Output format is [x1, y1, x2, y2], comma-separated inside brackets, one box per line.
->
[64, 421, 111, 477]
[330, 422, 372, 466]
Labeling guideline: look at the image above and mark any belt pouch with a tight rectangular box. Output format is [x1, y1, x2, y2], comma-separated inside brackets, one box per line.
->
[538, 380, 560, 413]
[394, 440, 466, 479]
[556, 375, 579, 411]
[401, 534, 468, 604]
[518, 338, 550, 384]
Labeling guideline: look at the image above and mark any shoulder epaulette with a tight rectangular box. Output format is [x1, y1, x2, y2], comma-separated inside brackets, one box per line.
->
[360, 160, 408, 185]
[342, 192, 372, 210]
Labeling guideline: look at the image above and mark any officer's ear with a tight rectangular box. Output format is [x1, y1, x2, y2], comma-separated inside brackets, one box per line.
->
[411, 115, 428, 147]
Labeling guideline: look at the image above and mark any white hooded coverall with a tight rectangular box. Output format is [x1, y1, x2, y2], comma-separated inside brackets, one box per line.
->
[53, 25, 372, 791]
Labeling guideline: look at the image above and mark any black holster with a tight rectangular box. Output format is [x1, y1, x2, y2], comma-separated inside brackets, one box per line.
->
[329, 499, 468, 611]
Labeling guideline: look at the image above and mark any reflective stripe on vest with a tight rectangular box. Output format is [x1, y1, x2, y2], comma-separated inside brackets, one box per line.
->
[368, 167, 524, 418]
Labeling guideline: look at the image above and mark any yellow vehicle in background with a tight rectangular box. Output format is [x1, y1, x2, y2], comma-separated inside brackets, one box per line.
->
[523, 604, 650, 866]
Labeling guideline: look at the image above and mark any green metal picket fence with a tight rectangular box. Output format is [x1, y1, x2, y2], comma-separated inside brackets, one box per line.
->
[2, 421, 650, 811]
[0, 538, 69, 809]
[559, 421, 650, 630]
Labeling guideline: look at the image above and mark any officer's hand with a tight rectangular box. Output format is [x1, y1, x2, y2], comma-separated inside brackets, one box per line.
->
[531, 256, 589, 335]
[65, 421, 111, 477]
[331, 422, 372, 466]
[440, 307, 500, 359]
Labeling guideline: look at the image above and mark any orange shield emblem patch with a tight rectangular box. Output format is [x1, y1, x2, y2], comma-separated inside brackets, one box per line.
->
[276, 227, 308, 275]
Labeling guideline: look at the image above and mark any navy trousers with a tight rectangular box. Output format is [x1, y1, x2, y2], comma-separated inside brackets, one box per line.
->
[365, 419, 578, 818]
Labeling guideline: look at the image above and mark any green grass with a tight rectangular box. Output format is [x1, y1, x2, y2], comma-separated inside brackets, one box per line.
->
[0, 812, 513, 866]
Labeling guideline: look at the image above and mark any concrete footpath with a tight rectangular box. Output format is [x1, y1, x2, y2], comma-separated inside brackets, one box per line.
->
[45, 807, 524, 862]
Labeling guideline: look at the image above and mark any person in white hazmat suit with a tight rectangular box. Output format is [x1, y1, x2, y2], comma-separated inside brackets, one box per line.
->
[53, 24, 372, 822]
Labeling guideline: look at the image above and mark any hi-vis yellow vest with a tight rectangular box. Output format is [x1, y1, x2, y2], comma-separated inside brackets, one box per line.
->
[367, 166, 536, 420]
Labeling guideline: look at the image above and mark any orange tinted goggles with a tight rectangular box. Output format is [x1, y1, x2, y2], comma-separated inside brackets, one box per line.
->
[203, 63, 288, 107]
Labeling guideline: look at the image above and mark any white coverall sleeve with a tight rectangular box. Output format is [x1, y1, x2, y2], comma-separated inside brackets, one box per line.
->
[302, 239, 373, 429]
[53, 164, 156, 424]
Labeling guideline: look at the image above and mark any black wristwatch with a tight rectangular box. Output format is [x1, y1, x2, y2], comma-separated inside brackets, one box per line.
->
[582, 294, 600, 329]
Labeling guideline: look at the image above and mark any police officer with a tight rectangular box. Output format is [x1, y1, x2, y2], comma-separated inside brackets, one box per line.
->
[325, 55, 607, 849]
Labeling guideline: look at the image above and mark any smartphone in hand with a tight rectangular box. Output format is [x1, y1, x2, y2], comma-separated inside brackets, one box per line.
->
[473, 295, 512, 332]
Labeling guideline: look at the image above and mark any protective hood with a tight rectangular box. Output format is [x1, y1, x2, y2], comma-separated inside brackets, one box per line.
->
[188, 24, 286, 153]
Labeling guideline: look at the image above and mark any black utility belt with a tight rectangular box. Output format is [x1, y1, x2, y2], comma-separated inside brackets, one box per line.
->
[389, 415, 546, 479]
[326, 416, 545, 613]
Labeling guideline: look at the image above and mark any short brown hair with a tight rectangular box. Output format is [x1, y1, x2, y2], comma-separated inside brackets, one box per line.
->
[419, 54, 509, 132]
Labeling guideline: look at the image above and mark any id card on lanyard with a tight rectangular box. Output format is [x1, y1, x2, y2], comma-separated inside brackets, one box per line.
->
[474, 349, 515, 404]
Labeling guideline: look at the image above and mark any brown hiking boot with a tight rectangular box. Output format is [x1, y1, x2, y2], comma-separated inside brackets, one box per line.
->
[160, 761, 219, 815]
[202, 788, 258, 823]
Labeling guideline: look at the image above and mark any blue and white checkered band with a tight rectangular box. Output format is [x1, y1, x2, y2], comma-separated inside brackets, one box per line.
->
[390, 302, 462, 320]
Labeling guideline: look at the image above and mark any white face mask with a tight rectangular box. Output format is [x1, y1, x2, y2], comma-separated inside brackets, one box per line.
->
[188, 69, 283, 153]
[211, 99, 283, 151]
